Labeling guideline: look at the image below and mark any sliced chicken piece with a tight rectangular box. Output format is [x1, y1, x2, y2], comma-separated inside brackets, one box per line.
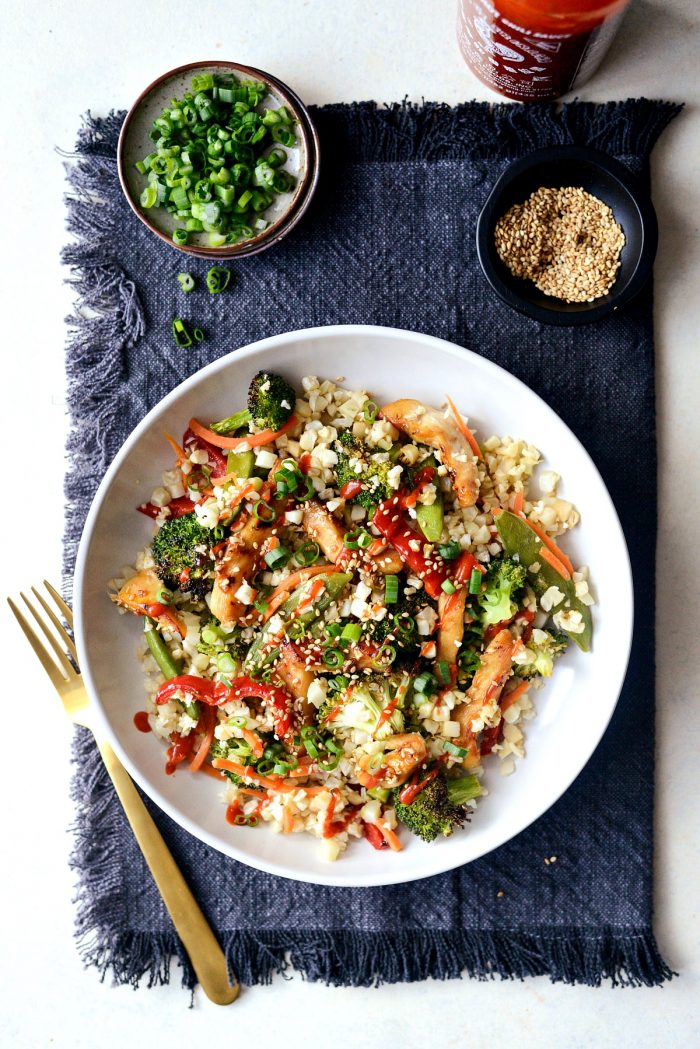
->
[211, 464, 290, 627]
[302, 500, 345, 562]
[437, 589, 467, 664]
[453, 628, 516, 768]
[275, 641, 316, 725]
[356, 732, 428, 788]
[302, 500, 404, 576]
[113, 569, 186, 637]
[380, 398, 479, 507]
[209, 534, 257, 626]
[114, 569, 162, 613]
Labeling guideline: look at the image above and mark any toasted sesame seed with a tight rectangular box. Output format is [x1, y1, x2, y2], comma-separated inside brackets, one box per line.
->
[494, 186, 625, 303]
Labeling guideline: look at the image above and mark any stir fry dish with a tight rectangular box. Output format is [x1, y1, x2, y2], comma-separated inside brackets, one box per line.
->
[110, 371, 594, 860]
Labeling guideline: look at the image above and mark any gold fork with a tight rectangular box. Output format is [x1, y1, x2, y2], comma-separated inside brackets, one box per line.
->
[8, 582, 238, 1005]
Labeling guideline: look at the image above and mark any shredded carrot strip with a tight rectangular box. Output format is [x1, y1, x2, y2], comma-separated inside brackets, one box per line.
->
[446, 396, 483, 460]
[240, 728, 264, 758]
[282, 808, 295, 834]
[262, 565, 335, 622]
[211, 758, 327, 794]
[164, 432, 187, 464]
[376, 821, 403, 852]
[367, 539, 386, 557]
[539, 545, 572, 581]
[188, 414, 298, 450]
[190, 708, 216, 773]
[512, 490, 524, 514]
[199, 763, 226, 780]
[501, 680, 530, 714]
[238, 786, 268, 799]
[517, 513, 575, 574]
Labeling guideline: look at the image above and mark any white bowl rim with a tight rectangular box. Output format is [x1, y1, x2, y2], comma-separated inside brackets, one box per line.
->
[74, 323, 633, 887]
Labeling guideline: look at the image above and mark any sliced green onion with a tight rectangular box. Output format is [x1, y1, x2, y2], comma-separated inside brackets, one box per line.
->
[264, 545, 291, 570]
[443, 741, 469, 759]
[252, 500, 276, 522]
[140, 185, 158, 208]
[193, 327, 205, 342]
[438, 541, 461, 561]
[206, 266, 232, 294]
[441, 579, 457, 595]
[172, 318, 193, 347]
[295, 476, 315, 501]
[414, 672, 438, 696]
[392, 612, 416, 637]
[373, 644, 397, 667]
[468, 568, 482, 595]
[177, 272, 195, 293]
[329, 674, 350, 693]
[172, 228, 188, 246]
[286, 619, 307, 641]
[362, 400, 378, 423]
[294, 541, 320, 567]
[384, 575, 399, 604]
[344, 528, 371, 550]
[435, 660, 452, 684]
[341, 623, 362, 643]
[253, 595, 269, 614]
[323, 647, 345, 669]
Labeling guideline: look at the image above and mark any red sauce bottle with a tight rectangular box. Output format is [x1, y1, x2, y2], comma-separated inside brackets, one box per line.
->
[457, 0, 632, 101]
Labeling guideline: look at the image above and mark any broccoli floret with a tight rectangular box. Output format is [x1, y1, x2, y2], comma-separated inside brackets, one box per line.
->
[515, 629, 568, 679]
[151, 513, 214, 600]
[478, 556, 527, 626]
[392, 772, 465, 843]
[365, 584, 436, 658]
[334, 430, 393, 511]
[318, 679, 405, 737]
[210, 739, 242, 784]
[197, 618, 249, 667]
[248, 370, 296, 431]
[210, 370, 295, 435]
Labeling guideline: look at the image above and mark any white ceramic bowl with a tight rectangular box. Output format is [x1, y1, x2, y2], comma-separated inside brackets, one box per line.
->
[74, 325, 633, 886]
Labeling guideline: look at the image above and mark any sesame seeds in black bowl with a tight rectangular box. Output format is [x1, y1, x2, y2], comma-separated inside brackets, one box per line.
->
[476, 146, 658, 326]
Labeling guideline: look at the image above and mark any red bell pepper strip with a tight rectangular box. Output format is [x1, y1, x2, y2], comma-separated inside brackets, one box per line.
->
[372, 497, 449, 599]
[454, 550, 485, 585]
[363, 822, 389, 850]
[182, 426, 228, 476]
[154, 674, 295, 739]
[404, 465, 436, 508]
[137, 495, 195, 520]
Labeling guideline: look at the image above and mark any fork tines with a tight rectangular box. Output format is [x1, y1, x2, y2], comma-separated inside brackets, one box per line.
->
[7, 581, 78, 684]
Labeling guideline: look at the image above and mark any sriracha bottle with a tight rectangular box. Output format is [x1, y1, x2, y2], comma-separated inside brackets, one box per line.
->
[457, 0, 632, 101]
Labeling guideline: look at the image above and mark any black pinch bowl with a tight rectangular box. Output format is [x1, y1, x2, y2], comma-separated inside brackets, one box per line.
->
[476, 145, 658, 326]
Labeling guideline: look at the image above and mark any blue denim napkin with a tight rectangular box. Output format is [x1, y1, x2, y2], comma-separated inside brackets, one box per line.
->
[62, 98, 679, 989]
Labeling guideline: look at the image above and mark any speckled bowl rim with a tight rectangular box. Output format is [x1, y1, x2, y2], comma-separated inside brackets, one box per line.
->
[117, 60, 320, 259]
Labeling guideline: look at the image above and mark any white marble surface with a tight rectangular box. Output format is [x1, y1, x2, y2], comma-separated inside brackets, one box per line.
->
[1, 1, 698, 1044]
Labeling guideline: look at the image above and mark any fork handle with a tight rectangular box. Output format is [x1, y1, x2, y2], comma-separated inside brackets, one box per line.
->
[96, 737, 238, 1005]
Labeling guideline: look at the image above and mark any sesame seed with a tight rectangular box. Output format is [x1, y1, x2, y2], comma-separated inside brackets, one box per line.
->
[494, 186, 625, 303]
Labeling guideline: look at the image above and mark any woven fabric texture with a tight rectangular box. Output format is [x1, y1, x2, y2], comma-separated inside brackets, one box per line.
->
[62, 99, 680, 990]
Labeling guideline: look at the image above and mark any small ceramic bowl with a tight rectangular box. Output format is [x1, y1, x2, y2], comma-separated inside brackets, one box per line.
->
[117, 61, 320, 259]
[476, 146, 658, 326]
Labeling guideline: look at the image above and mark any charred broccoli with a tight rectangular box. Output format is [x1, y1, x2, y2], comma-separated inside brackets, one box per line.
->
[515, 629, 568, 679]
[393, 771, 481, 842]
[210, 370, 296, 435]
[334, 430, 393, 511]
[151, 513, 214, 600]
[478, 556, 527, 626]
